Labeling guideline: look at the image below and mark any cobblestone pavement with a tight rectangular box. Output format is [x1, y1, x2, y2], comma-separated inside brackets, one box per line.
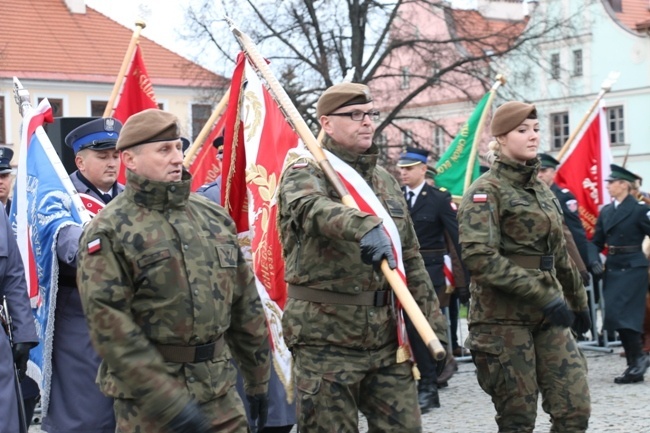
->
[29, 333, 649, 433]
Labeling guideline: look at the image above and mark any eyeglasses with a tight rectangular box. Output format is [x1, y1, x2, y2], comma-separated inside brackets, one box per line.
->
[328, 110, 380, 121]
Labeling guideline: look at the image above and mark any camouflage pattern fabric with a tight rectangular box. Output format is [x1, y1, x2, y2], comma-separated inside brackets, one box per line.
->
[458, 156, 590, 432]
[77, 169, 269, 431]
[277, 138, 447, 431]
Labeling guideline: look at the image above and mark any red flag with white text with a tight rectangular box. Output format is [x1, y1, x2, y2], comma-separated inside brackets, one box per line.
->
[113, 44, 158, 183]
[189, 114, 227, 191]
[555, 103, 612, 239]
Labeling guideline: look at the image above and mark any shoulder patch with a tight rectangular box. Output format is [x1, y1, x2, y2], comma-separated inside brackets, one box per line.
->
[87, 238, 102, 255]
[472, 193, 488, 203]
[566, 199, 578, 213]
[561, 188, 570, 193]
[439, 186, 447, 192]
[450, 202, 458, 211]
[647, 210, 650, 220]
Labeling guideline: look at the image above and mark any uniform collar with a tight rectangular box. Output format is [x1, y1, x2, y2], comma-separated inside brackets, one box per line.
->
[323, 137, 379, 183]
[492, 155, 540, 187]
[123, 169, 191, 211]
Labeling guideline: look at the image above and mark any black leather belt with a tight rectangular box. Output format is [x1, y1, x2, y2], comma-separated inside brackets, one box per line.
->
[506, 254, 554, 271]
[288, 285, 390, 307]
[156, 338, 225, 363]
[420, 249, 447, 258]
[608, 245, 642, 255]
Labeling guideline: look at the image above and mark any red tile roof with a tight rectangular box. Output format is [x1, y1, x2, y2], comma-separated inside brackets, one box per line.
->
[615, 0, 650, 32]
[0, 0, 227, 88]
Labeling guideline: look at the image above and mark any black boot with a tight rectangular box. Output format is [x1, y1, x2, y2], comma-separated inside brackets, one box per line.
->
[417, 378, 440, 414]
[616, 330, 648, 384]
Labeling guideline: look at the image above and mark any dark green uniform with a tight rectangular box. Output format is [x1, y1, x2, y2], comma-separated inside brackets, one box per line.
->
[77, 170, 270, 433]
[278, 140, 447, 432]
[458, 156, 590, 433]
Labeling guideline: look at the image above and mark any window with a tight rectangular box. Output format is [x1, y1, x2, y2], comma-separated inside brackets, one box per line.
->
[38, 97, 63, 117]
[550, 53, 560, 79]
[434, 126, 445, 155]
[573, 50, 583, 77]
[402, 129, 413, 145]
[608, 105, 625, 145]
[191, 104, 212, 141]
[91, 100, 107, 117]
[0, 96, 5, 144]
[550, 112, 569, 150]
[401, 67, 410, 89]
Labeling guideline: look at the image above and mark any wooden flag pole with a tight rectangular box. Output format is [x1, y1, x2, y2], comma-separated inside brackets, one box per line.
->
[103, 20, 147, 118]
[227, 18, 445, 361]
[462, 75, 506, 192]
[556, 71, 620, 161]
[183, 88, 231, 167]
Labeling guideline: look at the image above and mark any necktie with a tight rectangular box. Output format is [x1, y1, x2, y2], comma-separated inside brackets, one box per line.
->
[406, 191, 414, 210]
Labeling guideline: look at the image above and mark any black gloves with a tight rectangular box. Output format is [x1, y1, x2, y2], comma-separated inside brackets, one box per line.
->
[542, 298, 574, 328]
[11, 342, 32, 382]
[579, 270, 591, 287]
[588, 261, 603, 278]
[456, 286, 470, 304]
[167, 402, 213, 433]
[573, 310, 592, 335]
[246, 393, 269, 433]
[359, 226, 397, 271]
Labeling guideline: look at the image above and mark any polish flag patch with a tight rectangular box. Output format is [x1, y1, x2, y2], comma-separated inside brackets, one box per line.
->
[87, 238, 102, 255]
[473, 193, 488, 203]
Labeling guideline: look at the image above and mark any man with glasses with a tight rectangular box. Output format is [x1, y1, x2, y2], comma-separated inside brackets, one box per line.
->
[277, 82, 448, 431]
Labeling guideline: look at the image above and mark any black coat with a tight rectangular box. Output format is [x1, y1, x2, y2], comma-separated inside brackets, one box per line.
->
[592, 194, 650, 332]
[403, 183, 468, 291]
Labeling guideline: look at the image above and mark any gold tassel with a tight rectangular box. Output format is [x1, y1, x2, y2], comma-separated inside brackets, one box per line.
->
[396, 344, 411, 363]
[412, 364, 421, 381]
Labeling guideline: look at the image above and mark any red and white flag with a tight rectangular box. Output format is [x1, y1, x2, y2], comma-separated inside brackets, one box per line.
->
[555, 102, 612, 239]
[112, 44, 158, 183]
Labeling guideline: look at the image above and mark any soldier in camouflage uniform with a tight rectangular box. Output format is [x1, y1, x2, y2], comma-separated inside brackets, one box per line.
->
[77, 109, 270, 433]
[457, 101, 591, 432]
[278, 83, 448, 432]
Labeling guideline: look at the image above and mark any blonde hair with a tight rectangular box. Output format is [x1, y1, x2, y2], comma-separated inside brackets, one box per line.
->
[486, 140, 501, 164]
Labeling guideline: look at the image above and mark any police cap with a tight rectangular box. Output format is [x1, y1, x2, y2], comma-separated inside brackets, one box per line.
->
[317, 83, 373, 117]
[538, 153, 561, 169]
[397, 147, 429, 167]
[116, 109, 181, 151]
[64, 118, 122, 154]
[0, 147, 14, 174]
[606, 164, 638, 183]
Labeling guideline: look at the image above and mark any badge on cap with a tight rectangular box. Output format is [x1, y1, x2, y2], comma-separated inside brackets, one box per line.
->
[104, 118, 116, 132]
[87, 238, 102, 255]
[472, 193, 488, 203]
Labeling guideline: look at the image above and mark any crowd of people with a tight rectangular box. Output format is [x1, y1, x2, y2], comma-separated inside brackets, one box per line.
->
[1, 83, 649, 433]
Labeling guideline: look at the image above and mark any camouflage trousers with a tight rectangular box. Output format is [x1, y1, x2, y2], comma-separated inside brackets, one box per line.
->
[113, 388, 250, 433]
[293, 344, 421, 433]
[466, 323, 590, 433]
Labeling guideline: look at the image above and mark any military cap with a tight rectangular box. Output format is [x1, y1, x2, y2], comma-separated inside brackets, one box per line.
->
[538, 153, 561, 169]
[181, 137, 190, 154]
[64, 118, 122, 154]
[490, 101, 537, 137]
[425, 167, 437, 180]
[606, 164, 638, 183]
[317, 82, 373, 117]
[397, 147, 429, 167]
[116, 109, 180, 151]
[0, 147, 14, 174]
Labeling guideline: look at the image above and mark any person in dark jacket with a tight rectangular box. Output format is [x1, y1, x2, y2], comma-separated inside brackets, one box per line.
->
[592, 164, 650, 384]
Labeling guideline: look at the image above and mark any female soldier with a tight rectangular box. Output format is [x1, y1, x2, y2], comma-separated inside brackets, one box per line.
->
[457, 101, 591, 433]
[592, 164, 650, 384]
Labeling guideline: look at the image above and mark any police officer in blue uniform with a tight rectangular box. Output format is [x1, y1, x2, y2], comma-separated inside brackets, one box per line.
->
[0, 147, 14, 214]
[397, 147, 469, 412]
[42, 118, 122, 433]
[196, 135, 224, 203]
[1, 202, 39, 433]
[592, 164, 650, 384]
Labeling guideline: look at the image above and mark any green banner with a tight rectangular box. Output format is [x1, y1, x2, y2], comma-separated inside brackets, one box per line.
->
[434, 92, 490, 197]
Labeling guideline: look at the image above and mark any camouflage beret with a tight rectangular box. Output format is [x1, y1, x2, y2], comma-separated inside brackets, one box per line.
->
[116, 109, 181, 151]
[317, 82, 373, 117]
[490, 101, 537, 137]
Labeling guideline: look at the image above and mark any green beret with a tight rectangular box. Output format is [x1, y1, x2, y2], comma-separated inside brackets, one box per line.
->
[317, 82, 373, 117]
[116, 109, 181, 151]
[490, 101, 537, 137]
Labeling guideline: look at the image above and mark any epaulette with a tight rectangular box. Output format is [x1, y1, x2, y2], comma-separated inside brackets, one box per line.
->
[438, 186, 447, 192]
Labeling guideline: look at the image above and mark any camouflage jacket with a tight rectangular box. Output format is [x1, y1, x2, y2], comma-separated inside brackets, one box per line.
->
[457, 155, 585, 327]
[278, 139, 447, 350]
[77, 169, 269, 425]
